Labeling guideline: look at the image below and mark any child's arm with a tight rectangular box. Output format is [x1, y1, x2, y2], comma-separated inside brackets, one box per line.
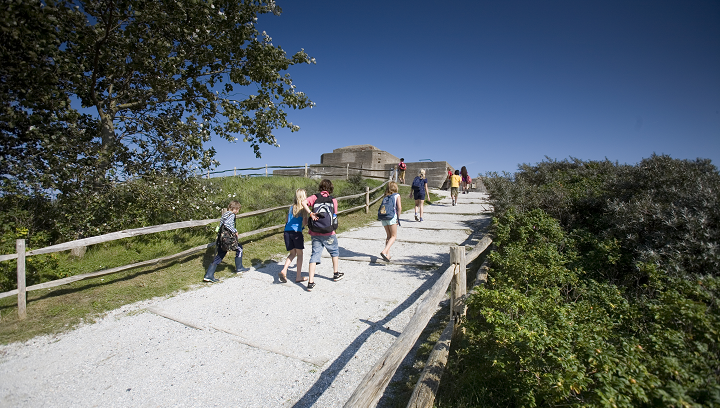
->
[396, 195, 402, 227]
[302, 198, 318, 221]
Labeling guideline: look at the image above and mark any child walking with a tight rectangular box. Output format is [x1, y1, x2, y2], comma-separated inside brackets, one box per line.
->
[450, 170, 462, 206]
[305, 179, 341, 291]
[380, 181, 402, 262]
[279, 189, 311, 283]
[409, 169, 429, 222]
[204, 200, 248, 283]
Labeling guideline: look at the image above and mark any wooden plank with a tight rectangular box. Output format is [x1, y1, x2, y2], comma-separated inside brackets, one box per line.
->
[406, 320, 454, 408]
[465, 236, 492, 265]
[343, 265, 455, 408]
[236, 224, 284, 240]
[0, 243, 214, 299]
[0, 253, 18, 262]
[23, 219, 218, 256]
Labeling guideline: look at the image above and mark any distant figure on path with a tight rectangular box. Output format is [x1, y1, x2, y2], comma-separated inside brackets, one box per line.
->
[204, 200, 247, 282]
[378, 181, 402, 262]
[450, 170, 462, 206]
[461, 166, 470, 194]
[397, 158, 407, 184]
[410, 169, 429, 222]
[305, 179, 342, 291]
[279, 189, 311, 283]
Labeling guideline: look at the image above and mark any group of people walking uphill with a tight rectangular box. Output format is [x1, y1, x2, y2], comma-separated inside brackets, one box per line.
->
[205, 163, 471, 290]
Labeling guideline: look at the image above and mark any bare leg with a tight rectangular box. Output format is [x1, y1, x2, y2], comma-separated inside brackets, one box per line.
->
[381, 224, 398, 257]
[280, 249, 296, 278]
[295, 249, 305, 281]
[332, 256, 339, 273]
[419, 199, 424, 219]
[308, 262, 316, 284]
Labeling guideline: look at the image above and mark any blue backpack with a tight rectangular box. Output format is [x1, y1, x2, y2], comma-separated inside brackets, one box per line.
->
[377, 194, 397, 221]
[412, 176, 424, 191]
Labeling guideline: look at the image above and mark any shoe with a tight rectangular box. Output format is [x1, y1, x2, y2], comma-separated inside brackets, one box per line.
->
[380, 253, 391, 262]
[419, 217, 423, 222]
[203, 277, 219, 283]
[307, 282, 316, 291]
[414, 213, 419, 221]
[333, 272, 344, 281]
[278, 272, 288, 283]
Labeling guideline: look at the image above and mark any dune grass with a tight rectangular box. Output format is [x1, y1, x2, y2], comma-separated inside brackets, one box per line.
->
[0, 176, 440, 345]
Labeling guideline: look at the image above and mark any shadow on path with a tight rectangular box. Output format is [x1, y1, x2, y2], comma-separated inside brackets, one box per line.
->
[290, 265, 447, 408]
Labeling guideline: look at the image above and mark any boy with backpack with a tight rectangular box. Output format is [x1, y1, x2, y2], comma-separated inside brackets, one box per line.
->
[397, 158, 407, 184]
[304, 179, 341, 291]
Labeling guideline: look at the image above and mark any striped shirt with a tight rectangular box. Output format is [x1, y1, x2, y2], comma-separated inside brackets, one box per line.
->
[220, 211, 237, 234]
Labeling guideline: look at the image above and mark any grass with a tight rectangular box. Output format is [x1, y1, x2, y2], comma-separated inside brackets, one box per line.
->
[0, 176, 442, 345]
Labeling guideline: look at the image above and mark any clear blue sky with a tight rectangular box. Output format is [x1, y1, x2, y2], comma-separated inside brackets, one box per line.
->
[210, 0, 720, 177]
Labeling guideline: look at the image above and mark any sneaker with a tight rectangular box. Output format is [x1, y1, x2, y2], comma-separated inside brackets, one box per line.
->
[414, 213, 419, 221]
[307, 282, 316, 291]
[419, 217, 424, 222]
[333, 272, 344, 281]
[203, 277, 219, 283]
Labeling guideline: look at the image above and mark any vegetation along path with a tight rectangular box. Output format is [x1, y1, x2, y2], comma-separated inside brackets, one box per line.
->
[0, 189, 491, 408]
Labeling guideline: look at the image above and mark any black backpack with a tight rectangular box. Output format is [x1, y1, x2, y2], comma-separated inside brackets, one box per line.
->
[377, 194, 397, 221]
[308, 194, 338, 233]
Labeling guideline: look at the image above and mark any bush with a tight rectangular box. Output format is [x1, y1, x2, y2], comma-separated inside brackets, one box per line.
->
[441, 155, 720, 407]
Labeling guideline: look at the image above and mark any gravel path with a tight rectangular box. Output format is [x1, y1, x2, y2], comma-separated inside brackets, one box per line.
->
[0, 190, 491, 408]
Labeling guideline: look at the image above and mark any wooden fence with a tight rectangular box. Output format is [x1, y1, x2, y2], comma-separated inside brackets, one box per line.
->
[344, 236, 493, 408]
[203, 163, 395, 181]
[0, 180, 391, 319]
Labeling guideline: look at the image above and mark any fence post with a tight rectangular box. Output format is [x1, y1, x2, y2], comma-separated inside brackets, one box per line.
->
[265, 164, 268, 177]
[207, 170, 210, 179]
[234, 167, 236, 176]
[365, 186, 370, 213]
[305, 163, 308, 178]
[16, 239, 26, 320]
[449, 246, 466, 322]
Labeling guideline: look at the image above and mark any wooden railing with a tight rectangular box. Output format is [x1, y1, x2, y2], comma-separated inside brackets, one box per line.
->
[202, 163, 394, 181]
[344, 236, 493, 408]
[0, 180, 390, 319]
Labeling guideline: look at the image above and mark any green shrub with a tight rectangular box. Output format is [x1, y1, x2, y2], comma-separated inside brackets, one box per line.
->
[442, 155, 720, 407]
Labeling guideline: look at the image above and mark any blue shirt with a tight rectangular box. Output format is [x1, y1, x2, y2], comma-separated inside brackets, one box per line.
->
[284, 206, 304, 232]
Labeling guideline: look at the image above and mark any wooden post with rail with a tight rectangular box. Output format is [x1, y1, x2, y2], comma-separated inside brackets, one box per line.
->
[16, 239, 26, 319]
[365, 187, 370, 213]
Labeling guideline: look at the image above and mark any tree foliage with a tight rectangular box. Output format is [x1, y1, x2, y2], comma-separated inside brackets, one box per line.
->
[1, 0, 314, 194]
[441, 155, 720, 407]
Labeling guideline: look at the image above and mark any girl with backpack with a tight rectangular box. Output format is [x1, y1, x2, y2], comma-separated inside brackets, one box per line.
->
[378, 181, 402, 262]
[304, 179, 341, 291]
[409, 169, 429, 222]
[278, 189, 311, 284]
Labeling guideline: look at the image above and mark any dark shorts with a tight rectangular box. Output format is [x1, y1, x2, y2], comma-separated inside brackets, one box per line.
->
[283, 230, 305, 251]
[413, 190, 426, 200]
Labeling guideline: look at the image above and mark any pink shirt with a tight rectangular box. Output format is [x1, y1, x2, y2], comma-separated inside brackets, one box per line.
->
[306, 191, 339, 236]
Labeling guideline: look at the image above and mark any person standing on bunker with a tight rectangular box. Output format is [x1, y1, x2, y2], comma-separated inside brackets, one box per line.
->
[304, 179, 342, 291]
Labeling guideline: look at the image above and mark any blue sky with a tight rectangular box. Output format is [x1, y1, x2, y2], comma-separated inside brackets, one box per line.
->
[210, 0, 720, 177]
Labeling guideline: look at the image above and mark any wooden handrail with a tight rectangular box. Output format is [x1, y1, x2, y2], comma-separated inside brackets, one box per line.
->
[345, 237, 493, 408]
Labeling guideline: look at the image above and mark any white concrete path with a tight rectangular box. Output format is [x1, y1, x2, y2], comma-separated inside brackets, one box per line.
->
[0, 190, 491, 408]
